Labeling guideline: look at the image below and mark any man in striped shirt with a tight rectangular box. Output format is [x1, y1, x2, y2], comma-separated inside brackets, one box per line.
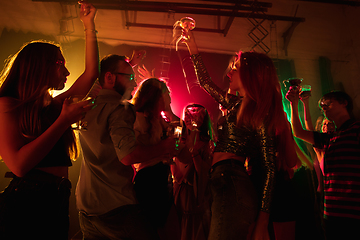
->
[286, 89, 360, 240]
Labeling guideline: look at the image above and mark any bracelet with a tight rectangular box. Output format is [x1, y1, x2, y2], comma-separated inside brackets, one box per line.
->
[84, 29, 98, 34]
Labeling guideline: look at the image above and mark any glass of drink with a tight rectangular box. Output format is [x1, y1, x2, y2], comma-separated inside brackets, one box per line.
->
[283, 77, 303, 89]
[173, 126, 182, 139]
[300, 85, 312, 98]
[69, 95, 93, 131]
[173, 17, 196, 51]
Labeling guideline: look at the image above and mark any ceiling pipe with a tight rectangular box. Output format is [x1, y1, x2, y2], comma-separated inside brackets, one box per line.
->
[33, 0, 272, 9]
[32, 0, 305, 22]
[126, 22, 225, 34]
[93, 4, 305, 22]
[297, 0, 360, 6]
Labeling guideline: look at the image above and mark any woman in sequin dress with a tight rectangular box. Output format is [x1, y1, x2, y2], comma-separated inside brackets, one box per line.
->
[180, 30, 300, 240]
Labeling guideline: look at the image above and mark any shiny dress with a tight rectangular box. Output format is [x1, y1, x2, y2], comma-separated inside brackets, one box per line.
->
[190, 53, 276, 239]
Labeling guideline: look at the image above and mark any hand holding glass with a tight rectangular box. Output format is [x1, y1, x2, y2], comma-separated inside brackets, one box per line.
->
[173, 17, 195, 51]
[283, 78, 303, 90]
[69, 95, 94, 130]
[300, 85, 312, 98]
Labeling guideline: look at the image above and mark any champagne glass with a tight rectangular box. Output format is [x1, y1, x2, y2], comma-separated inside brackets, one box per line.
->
[283, 77, 303, 90]
[69, 95, 93, 131]
[173, 17, 196, 51]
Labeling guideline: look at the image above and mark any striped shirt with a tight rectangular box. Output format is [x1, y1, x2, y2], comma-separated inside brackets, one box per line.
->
[313, 119, 360, 220]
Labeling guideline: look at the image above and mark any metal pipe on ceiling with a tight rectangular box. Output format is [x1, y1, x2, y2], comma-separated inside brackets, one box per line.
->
[32, 0, 305, 22]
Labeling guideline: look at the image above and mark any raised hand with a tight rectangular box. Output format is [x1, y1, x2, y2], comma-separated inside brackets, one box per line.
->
[285, 86, 300, 104]
[129, 50, 146, 67]
[138, 64, 155, 80]
[79, 1, 96, 28]
[179, 29, 198, 55]
[299, 92, 310, 104]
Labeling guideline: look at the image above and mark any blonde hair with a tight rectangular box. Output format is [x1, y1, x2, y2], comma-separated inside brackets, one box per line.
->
[132, 78, 170, 143]
[0, 40, 78, 160]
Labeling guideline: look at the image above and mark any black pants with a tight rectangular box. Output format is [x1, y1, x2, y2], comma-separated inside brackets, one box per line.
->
[134, 162, 172, 228]
[0, 169, 71, 240]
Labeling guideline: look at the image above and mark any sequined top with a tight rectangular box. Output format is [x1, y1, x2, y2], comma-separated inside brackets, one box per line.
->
[190, 53, 276, 213]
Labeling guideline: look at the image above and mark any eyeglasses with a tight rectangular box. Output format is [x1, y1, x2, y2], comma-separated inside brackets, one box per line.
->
[113, 72, 135, 81]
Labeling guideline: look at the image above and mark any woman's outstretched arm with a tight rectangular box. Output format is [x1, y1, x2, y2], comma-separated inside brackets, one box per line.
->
[57, 1, 99, 102]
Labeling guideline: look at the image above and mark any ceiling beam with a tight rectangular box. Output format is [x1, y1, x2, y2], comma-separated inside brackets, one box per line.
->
[32, 0, 305, 22]
[126, 22, 225, 34]
[34, 0, 269, 12]
[297, 0, 360, 6]
[90, 3, 306, 22]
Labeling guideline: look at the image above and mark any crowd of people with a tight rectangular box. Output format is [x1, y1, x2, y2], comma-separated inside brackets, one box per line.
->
[0, 2, 359, 240]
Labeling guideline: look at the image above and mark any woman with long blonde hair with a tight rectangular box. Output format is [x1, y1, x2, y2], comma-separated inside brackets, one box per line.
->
[0, 2, 98, 239]
[131, 78, 180, 239]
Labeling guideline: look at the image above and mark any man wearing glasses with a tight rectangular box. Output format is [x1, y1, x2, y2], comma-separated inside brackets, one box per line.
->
[76, 54, 175, 239]
[286, 89, 360, 240]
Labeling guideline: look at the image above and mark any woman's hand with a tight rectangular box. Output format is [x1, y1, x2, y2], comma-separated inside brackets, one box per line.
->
[79, 1, 96, 28]
[250, 211, 270, 240]
[180, 29, 199, 55]
[299, 94, 310, 104]
[299, 92, 310, 105]
[59, 98, 95, 126]
[129, 50, 146, 68]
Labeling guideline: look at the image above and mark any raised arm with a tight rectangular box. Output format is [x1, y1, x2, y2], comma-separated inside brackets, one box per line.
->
[181, 31, 236, 109]
[181, 29, 199, 55]
[138, 64, 155, 81]
[286, 87, 315, 145]
[300, 93, 314, 131]
[57, 1, 99, 101]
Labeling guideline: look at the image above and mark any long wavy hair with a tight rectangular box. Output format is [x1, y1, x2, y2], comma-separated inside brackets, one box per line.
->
[0, 40, 78, 159]
[236, 51, 286, 133]
[236, 51, 301, 171]
[132, 78, 170, 143]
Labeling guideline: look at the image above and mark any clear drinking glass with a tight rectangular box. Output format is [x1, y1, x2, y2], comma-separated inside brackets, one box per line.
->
[283, 77, 303, 89]
[173, 17, 196, 51]
[300, 85, 312, 98]
[69, 95, 92, 131]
